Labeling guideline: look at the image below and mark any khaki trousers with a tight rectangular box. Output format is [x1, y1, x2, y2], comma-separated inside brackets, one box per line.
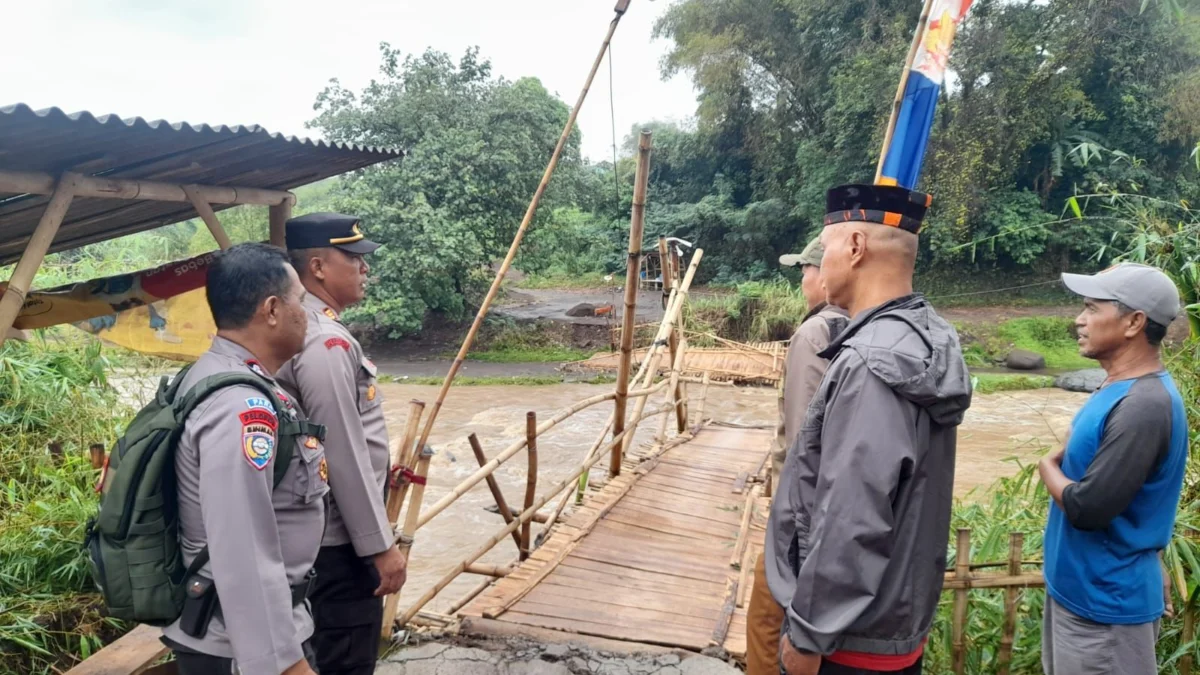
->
[746, 553, 786, 674]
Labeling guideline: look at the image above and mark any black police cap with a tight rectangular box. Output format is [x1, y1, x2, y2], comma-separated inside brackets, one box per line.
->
[284, 212, 382, 254]
[824, 184, 932, 235]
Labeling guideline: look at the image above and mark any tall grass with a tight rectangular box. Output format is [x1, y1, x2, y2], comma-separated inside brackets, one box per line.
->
[0, 337, 135, 674]
[687, 281, 808, 343]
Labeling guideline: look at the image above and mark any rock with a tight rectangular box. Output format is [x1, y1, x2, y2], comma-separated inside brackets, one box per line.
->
[655, 654, 682, 667]
[1005, 349, 1046, 371]
[1055, 368, 1107, 393]
[677, 655, 743, 675]
[566, 303, 597, 317]
[543, 643, 571, 660]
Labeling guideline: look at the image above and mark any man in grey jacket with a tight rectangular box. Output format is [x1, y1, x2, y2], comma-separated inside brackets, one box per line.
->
[770, 184, 972, 675]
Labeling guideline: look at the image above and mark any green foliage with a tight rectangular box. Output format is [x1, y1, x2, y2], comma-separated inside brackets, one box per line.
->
[0, 339, 135, 674]
[688, 281, 808, 343]
[381, 374, 616, 386]
[970, 374, 1057, 394]
[517, 271, 612, 290]
[308, 45, 587, 338]
[956, 317, 1092, 370]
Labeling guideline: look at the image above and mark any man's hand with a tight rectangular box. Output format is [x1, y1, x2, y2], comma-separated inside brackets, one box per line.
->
[1041, 446, 1065, 467]
[373, 545, 408, 597]
[779, 635, 820, 675]
[282, 658, 317, 675]
[1162, 553, 1175, 619]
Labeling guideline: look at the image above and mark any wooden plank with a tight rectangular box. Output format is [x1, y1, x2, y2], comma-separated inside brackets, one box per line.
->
[732, 471, 749, 494]
[619, 494, 744, 524]
[547, 562, 725, 598]
[557, 558, 725, 595]
[711, 576, 739, 646]
[65, 625, 168, 675]
[520, 585, 719, 628]
[460, 616, 680, 656]
[585, 526, 730, 562]
[570, 542, 728, 584]
[501, 610, 709, 650]
[596, 517, 717, 544]
[510, 600, 709, 643]
[607, 504, 738, 539]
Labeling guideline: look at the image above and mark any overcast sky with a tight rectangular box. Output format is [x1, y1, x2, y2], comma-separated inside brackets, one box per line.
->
[1, 0, 698, 162]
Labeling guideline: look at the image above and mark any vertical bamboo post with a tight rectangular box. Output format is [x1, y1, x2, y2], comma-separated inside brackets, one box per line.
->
[89, 444, 106, 470]
[667, 243, 688, 431]
[380, 443, 433, 641]
[692, 372, 711, 429]
[268, 200, 292, 248]
[1183, 594, 1195, 675]
[951, 528, 971, 675]
[996, 532, 1024, 675]
[182, 185, 234, 250]
[875, 0, 936, 184]
[612, 131, 652, 478]
[0, 173, 76, 336]
[469, 434, 523, 552]
[385, 400, 425, 527]
[522, 412, 538, 561]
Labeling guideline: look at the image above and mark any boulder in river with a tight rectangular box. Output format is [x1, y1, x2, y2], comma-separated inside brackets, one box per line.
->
[565, 303, 596, 317]
[1005, 349, 1046, 371]
[1055, 368, 1106, 393]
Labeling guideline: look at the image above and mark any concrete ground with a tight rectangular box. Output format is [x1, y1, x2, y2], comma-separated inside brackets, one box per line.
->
[378, 638, 742, 675]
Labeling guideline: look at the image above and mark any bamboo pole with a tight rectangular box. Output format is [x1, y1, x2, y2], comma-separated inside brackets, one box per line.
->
[661, 239, 687, 434]
[874, 0, 936, 184]
[0, 169, 294, 207]
[692, 372, 711, 429]
[939, 572, 1044, 590]
[447, 577, 495, 615]
[729, 486, 756, 568]
[181, 185, 234, 250]
[415, 381, 665, 531]
[269, 200, 292, 248]
[464, 563, 514, 578]
[385, 401, 425, 527]
[411, 5, 633, 469]
[612, 130, 652, 478]
[469, 434, 523, 551]
[951, 528, 971, 675]
[521, 412, 538, 561]
[396, 401, 675, 626]
[996, 532, 1023, 675]
[0, 173, 77, 337]
[381, 442, 433, 641]
[1182, 595, 1195, 675]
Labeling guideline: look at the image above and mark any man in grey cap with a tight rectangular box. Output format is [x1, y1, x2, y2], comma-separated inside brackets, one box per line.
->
[746, 236, 849, 674]
[1039, 262, 1188, 675]
[276, 213, 406, 675]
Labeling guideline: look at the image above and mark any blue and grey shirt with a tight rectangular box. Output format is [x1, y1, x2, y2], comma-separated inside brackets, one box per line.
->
[1044, 371, 1188, 625]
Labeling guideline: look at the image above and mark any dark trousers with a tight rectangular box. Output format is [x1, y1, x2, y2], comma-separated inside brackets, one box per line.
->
[309, 544, 384, 675]
[173, 641, 319, 674]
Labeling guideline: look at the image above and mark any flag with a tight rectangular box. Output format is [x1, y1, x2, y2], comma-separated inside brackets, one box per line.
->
[878, 0, 974, 189]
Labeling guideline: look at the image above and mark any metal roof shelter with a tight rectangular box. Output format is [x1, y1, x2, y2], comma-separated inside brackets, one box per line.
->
[0, 103, 402, 337]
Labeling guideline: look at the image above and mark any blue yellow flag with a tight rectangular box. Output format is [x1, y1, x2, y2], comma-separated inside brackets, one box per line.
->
[878, 0, 974, 189]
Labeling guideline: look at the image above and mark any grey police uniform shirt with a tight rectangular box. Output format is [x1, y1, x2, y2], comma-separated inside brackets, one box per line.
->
[162, 336, 329, 674]
[276, 294, 392, 557]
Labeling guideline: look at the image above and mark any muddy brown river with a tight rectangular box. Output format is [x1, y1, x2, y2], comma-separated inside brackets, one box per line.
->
[110, 376, 1088, 615]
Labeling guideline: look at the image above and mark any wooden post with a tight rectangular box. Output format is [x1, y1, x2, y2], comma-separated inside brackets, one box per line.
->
[89, 444, 106, 469]
[693, 372, 711, 430]
[380, 442, 433, 642]
[182, 185, 234, 250]
[411, 5, 632, 468]
[612, 130, 652, 478]
[874, 0, 936, 184]
[996, 532, 1023, 675]
[469, 433, 524, 552]
[951, 528, 971, 675]
[658, 238, 687, 434]
[385, 400, 425, 528]
[522, 412, 538, 561]
[1183, 591, 1196, 675]
[268, 200, 292, 248]
[0, 173, 76, 336]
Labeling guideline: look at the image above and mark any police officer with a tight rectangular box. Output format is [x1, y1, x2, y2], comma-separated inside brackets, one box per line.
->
[276, 212, 406, 674]
[160, 243, 327, 675]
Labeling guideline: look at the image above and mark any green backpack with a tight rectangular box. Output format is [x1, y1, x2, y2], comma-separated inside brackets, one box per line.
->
[84, 364, 306, 626]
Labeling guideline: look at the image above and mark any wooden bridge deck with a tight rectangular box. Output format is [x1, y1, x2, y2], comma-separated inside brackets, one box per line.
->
[460, 424, 773, 660]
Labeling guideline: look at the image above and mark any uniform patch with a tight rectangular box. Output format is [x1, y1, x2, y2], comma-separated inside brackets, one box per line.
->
[245, 397, 276, 413]
[304, 436, 320, 449]
[366, 384, 377, 401]
[323, 307, 339, 321]
[244, 359, 268, 378]
[239, 409, 278, 430]
[319, 457, 329, 482]
[274, 389, 298, 419]
[242, 431, 274, 470]
[325, 337, 351, 351]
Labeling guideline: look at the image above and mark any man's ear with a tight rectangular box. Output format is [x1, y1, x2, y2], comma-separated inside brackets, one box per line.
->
[1125, 310, 1148, 340]
[309, 253, 327, 282]
[263, 295, 281, 328]
[847, 229, 868, 268]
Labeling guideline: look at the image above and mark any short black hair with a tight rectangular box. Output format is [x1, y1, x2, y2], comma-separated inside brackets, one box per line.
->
[288, 247, 321, 278]
[1114, 301, 1168, 347]
[206, 243, 294, 330]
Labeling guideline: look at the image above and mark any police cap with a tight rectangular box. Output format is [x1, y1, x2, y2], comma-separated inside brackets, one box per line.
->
[284, 212, 382, 255]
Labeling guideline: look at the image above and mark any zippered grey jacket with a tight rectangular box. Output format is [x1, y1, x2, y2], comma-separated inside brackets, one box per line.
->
[764, 294, 972, 657]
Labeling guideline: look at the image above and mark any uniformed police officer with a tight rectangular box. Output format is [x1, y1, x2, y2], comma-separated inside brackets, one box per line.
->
[160, 243, 327, 675]
[276, 213, 406, 674]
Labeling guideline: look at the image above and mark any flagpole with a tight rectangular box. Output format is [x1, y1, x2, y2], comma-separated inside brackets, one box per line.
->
[875, 0, 937, 184]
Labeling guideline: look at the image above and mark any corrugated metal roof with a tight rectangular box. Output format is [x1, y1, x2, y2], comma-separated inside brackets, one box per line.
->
[0, 103, 403, 265]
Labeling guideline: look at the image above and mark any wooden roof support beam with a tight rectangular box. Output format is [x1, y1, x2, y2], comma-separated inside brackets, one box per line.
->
[0, 169, 296, 207]
[181, 185, 233, 250]
[0, 173, 76, 337]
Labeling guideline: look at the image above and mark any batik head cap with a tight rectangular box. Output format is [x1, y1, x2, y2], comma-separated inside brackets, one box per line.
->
[824, 184, 932, 235]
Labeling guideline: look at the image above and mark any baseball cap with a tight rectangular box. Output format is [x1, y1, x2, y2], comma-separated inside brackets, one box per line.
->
[285, 212, 382, 255]
[780, 237, 825, 268]
[1061, 263, 1181, 327]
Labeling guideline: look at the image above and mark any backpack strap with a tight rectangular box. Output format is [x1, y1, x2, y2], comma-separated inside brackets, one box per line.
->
[171, 371, 305, 580]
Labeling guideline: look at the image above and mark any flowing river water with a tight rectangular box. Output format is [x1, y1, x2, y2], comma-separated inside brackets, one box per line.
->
[111, 376, 1089, 616]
